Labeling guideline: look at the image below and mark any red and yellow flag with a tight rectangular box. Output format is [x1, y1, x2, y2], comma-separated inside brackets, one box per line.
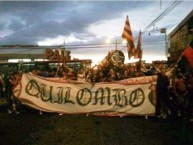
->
[122, 16, 135, 59]
[135, 30, 142, 59]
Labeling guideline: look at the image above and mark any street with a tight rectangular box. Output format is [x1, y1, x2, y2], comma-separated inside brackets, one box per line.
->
[0, 99, 193, 145]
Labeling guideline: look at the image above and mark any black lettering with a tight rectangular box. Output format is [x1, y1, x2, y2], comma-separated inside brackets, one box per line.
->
[52, 87, 63, 104]
[93, 88, 105, 105]
[130, 88, 145, 107]
[76, 88, 92, 106]
[64, 87, 75, 104]
[112, 88, 123, 107]
[25, 80, 40, 98]
[106, 87, 112, 105]
[117, 89, 127, 107]
[39, 85, 53, 102]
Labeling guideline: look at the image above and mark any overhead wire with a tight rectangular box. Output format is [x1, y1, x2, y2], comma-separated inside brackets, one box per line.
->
[2, 39, 167, 55]
[142, 0, 183, 33]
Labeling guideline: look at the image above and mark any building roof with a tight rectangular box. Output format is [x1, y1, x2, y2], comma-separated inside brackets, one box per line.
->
[169, 9, 193, 37]
[0, 45, 65, 54]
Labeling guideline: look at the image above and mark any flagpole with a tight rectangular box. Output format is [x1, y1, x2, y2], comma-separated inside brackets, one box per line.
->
[166, 48, 185, 77]
[135, 30, 142, 72]
[115, 39, 119, 67]
[115, 39, 118, 51]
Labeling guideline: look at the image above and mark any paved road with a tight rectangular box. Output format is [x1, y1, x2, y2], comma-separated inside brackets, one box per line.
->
[0, 99, 193, 145]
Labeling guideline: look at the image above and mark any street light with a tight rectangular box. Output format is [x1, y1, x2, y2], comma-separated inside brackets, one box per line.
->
[160, 28, 167, 58]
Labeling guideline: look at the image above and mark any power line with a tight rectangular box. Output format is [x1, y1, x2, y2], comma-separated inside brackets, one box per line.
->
[0, 40, 166, 55]
[143, 0, 181, 32]
[67, 40, 165, 49]
[142, 0, 183, 33]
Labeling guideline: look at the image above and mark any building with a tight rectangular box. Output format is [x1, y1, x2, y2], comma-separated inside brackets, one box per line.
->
[0, 45, 70, 62]
[168, 10, 193, 62]
[0, 45, 92, 73]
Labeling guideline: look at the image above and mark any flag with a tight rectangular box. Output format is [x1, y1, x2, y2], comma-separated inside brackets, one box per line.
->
[183, 46, 193, 68]
[122, 15, 135, 59]
[135, 30, 142, 59]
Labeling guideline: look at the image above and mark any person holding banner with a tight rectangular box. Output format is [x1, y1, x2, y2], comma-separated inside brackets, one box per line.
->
[5, 72, 20, 114]
[156, 68, 171, 119]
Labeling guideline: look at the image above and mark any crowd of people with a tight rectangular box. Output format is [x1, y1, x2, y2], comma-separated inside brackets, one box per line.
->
[28, 62, 147, 83]
[156, 66, 193, 121]
[0, 53, 192, 122]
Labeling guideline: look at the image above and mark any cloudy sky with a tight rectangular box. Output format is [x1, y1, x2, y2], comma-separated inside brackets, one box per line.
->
[0, 0, 193, 64]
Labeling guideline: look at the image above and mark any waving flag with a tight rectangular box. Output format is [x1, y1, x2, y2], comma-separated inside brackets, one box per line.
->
[122, 16, 135, 59]
[135, 30, 142, 59]
[183, 45, 193, 68]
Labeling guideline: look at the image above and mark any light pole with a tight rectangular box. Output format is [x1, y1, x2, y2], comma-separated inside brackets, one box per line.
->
[160, 28, 167, 59]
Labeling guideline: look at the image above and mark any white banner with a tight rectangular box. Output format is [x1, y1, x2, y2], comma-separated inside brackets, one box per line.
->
[14, 73, 157, 116]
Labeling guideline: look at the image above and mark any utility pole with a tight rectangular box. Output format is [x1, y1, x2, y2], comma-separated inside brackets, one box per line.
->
[160, 28, 167, 59]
